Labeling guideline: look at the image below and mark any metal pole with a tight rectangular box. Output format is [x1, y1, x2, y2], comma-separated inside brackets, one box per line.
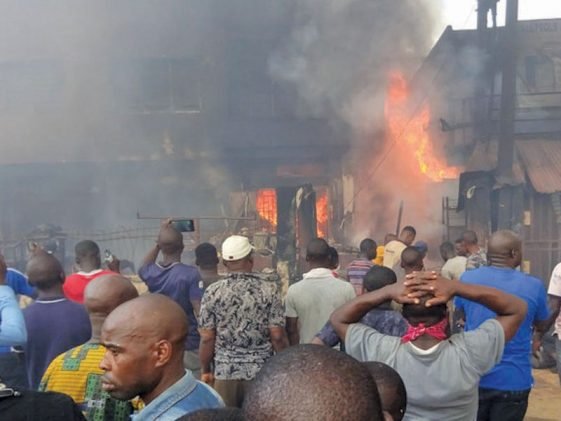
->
[497, 0, 518, 179]
[135, 212, 255, 222]
[395, 201, 404, 236]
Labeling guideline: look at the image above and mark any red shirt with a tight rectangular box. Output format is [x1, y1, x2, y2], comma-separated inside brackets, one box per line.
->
[63, 269, 114, 303]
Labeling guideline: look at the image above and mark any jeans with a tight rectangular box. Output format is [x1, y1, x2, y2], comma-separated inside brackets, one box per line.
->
[555, 336, 561, 384]
[477, 387, 530, 421]
[0, 352, 28, 390]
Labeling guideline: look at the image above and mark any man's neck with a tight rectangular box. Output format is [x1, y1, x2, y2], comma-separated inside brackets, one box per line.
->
[308, 263, 328, 271]
[37, 286, 65, 300]
[88, 315, 105, 342]
[141, 365, 185, 406]
[411, 335, 441, 350]
[161, 254, 181, 266]
[79, 263, 100, 273]
[489, 259, 515, 269]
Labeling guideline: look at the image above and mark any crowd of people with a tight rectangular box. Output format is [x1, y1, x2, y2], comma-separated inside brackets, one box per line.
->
[0, 219, 558, 421]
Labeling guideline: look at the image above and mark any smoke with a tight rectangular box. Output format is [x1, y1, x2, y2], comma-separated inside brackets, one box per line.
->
[269, 0, 448, 242]
[269, 0, 442, 134]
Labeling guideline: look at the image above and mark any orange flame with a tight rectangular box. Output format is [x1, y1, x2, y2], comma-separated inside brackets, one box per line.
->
[316, 190, 328, 238]
[256, 188, 277, 228]
[385, 72, 460, 181]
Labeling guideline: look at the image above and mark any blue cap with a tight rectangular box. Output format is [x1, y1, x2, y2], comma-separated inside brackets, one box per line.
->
[414, 240, 428, 254]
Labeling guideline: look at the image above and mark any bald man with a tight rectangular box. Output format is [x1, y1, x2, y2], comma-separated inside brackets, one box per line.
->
[100, 294, 223, 420]
[139, 220, 203, 377]
[40, 274, 138, 420]
[243, 344, 385, 421]
[455, 230, 549, 421]
[23, 252, 91, 389]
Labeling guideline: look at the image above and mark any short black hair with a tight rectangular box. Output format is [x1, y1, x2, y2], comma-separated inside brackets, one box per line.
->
[243, 344, 384, 421]
[462, 230, 478, 245]
[402, 226, 416, 236]
[439, 241, 455, 260]
[195, 243, 219, 268]
[363, 266, 397, 293]
[402, 296, 447, 326]
[176, 408, 244, 421]
[363, 362, 407, 421]
[306, 238, 330, 263]
[359, 238, 376, 254]
[400, 246, 423, 269]
[75, 240, 100, 259]
[327, 246, 339, 270]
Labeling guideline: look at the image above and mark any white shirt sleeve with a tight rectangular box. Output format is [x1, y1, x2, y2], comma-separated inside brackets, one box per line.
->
[548, 263, 561, 297]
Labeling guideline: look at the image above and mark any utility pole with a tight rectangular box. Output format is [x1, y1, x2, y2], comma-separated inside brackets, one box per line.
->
[497, 0, 518, 179]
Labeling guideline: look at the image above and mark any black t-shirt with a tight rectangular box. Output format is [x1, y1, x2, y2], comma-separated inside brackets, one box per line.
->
[0, 390, 85, 421]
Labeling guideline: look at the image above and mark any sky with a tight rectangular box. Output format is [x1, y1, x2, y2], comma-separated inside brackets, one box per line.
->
[443, 0, 561, 30]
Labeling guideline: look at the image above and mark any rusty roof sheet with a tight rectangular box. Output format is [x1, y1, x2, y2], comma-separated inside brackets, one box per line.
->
[516, 140, 561, 194]
[463, 140, 525, 185]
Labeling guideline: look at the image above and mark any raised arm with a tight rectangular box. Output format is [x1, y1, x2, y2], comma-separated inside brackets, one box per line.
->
[330, 283, 413, 343]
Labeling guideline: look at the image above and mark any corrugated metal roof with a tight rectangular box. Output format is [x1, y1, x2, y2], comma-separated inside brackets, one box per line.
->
[463, 140, 525, 184]
[517, 140, 561, 194]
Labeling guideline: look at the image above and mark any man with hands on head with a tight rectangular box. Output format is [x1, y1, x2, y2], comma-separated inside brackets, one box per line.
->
[331, 271, 527, 421]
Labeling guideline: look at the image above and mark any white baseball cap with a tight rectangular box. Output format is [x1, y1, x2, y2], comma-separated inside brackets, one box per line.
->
[221, 235, 255, 261]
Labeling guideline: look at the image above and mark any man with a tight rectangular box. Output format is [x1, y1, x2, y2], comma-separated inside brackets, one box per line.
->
[312, 266, 407, 347]
[23, 252, 91, 389]
[392, 246, 425, 282]
[537, 256, 561, 386]
[40, 274, 139, 420]
[331, 272, 527, 421]
[0, 255, 28, 390]
[455, 238, 468, 257]
[383, 226, 416, 270]
[63, 240, 115, 303]
[440, 241, 467, 280]
[456, 230, 549, 421]
[243, 344, 385, 421]
[195, 243, 221, 291]
[462, 230, 487, 270]
[285, 238, 355, 345]
[346, 238, 377, 295]
[139, 220, 203, 377]
[100, 294, 223, 420]
[363, 362, 407, 421]
[199, 235, 287, 407]
[6, 267, 36, 298]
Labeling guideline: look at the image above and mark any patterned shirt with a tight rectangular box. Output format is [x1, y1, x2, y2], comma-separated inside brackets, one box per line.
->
[316, 307, 408, 347]
[346, 258, 373, 295]
[466, 249, 487, 270]
[40, 343, 132, 421]
[199, 273, 285, 381]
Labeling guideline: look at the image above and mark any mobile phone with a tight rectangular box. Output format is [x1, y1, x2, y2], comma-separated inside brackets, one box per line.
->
[104, 249, 114, 263]
[172, 219, 195, 232]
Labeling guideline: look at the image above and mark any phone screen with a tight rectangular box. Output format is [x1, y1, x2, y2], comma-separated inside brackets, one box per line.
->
[172, 219, 195, 232]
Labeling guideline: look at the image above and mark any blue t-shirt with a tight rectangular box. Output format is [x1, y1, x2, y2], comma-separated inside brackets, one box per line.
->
[455, 266, 549, 391]
[6, 269, 36, 297]
[139, 262, 203, 351]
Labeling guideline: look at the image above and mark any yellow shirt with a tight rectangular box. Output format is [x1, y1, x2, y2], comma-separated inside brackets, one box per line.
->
[373, 245, 385, 266]
[40, 343, 133, 421]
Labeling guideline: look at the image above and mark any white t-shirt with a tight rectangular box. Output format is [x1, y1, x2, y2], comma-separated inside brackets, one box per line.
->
[441, 256, 468, 280]
[548, 263, 561, 336]
[383, 240, 407, 269]
[285, 268, 356, 344]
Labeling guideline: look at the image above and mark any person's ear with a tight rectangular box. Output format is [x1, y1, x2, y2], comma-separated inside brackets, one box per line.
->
[153, 340, 173, 367]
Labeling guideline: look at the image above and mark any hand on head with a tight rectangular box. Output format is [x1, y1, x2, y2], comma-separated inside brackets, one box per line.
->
[402, 271, 456, 307]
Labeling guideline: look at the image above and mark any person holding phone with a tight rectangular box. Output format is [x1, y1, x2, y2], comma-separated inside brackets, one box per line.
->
[139, 219, 203, 379]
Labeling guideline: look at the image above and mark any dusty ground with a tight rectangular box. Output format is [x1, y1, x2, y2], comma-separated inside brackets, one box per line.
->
[525, 369, 560, 421]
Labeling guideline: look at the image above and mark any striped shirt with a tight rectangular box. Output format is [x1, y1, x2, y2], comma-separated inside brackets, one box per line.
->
[346, 258, 373, 295]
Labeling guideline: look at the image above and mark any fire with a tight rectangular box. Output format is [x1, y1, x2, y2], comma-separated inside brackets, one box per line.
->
[385, 72, 460, 181]
[316, 190, 328, 238]
[256, 188, 277, 228]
